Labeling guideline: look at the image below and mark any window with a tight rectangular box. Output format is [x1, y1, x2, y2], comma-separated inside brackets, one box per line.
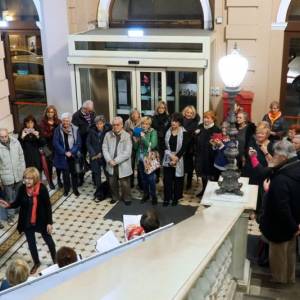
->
[110, 0, 204, 28]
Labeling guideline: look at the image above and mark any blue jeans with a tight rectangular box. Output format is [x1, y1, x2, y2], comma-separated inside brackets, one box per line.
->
[138, 161, 157, 198]
[0, 181, 22, 221]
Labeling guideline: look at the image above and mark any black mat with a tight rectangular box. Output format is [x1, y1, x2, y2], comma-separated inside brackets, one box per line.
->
[104, 201, 198, 227]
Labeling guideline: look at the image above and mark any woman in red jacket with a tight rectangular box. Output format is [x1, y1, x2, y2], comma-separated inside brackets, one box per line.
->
[0, 167, 56, 275]
[40, 105, 62, 189]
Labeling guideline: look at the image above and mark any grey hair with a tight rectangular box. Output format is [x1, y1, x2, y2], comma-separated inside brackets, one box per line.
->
[0, 128, 8, 133]
[82, 100, 94, 109]
[237, 111, 249, 122]
[61, 112, 72, 120]
[112, 116, 123, 125]
[94, 115, 106, 124]
[273, 140, 297, 159]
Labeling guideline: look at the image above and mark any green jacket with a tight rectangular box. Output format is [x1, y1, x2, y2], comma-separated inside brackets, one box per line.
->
[134, 128, 158, 161]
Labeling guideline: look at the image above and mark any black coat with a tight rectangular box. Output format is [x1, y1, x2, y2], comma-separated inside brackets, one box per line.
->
[152, 113, 170, 156]
[194, 124, 221, 177]
[260, 158, 300, 243]
[182, 114, 200, 173]
[86, 123, 112, 173]
[10, 183, 53, 234]
[19, 132, 44, 171]
[72, 109, 96, 142]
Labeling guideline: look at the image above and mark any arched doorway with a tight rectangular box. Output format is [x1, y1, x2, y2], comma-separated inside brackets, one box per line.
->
[0, 0, 46, 130]
[280, 0, 300, 125]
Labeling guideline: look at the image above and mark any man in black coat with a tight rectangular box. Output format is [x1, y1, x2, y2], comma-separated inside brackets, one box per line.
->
[72, 100, 96, 185]
[260, 140, 300, 284]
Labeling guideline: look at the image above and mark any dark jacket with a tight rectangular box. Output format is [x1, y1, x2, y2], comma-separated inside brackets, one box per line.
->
[182, 114, 201, 173]
[18, 131, 45, 171]
[262, 113, 285, 141]
[53, 125, 81, 170]
[86, 123, 112, 173]
[260, 158, 300, 243]
[9, 183, 53, 234]
[40, 118, 61, 151]
[72, 109, 96, 142]
[152, 113, 170, 156]
[194, 123, 221, 177]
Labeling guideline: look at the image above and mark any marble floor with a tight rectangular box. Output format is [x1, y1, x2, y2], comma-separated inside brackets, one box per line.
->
[2, 172, 297, 300]
[0, 172, 203, 279]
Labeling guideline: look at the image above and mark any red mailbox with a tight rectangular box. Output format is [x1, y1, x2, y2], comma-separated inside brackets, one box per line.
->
[223, 90, 254, 121]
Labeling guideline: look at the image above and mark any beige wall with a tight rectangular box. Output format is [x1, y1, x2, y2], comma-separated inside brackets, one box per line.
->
[0, 41, 14, 132]
[212, 0, 286, 123]
[67, 0, 99, 33]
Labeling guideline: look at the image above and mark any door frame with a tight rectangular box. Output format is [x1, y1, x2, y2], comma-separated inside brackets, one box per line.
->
[75, 65, 205, 122]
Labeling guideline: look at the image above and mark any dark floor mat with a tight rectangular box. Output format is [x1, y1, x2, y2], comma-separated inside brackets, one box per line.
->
[104, 201, 198, 226]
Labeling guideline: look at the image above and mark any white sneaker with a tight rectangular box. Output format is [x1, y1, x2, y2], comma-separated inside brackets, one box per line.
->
[7, 217, 14, 226]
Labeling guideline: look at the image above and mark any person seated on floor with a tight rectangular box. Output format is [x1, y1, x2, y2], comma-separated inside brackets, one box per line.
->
[39, 246, 79, 276]
[56, 246, 78, 268]
[0, 259, 29, 291]
[126, 209, 160, 240]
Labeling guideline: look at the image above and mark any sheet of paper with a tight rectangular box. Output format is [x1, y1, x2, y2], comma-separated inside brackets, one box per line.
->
[96, 230, 120, 253]
[39, 264, 59, 276]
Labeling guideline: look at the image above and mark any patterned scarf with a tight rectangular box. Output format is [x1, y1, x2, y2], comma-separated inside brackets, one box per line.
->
[268, 111, 282, 125]
[26, 182, 41, 225]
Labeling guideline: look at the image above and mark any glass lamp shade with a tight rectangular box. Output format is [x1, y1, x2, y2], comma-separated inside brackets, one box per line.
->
[218, 49, 248, 88]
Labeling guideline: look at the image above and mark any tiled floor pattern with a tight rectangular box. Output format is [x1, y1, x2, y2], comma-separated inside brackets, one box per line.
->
[0, 173, 206, 279]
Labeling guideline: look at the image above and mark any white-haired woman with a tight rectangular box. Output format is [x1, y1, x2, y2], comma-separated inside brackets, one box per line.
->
[53, 113, 81, 197]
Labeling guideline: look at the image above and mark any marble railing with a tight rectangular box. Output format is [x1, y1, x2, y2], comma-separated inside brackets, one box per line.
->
[188, 238, 236, 300]
[0, 205, 245, 300]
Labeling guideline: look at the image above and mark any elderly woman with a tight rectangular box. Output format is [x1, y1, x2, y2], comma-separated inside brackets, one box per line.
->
[194, 111, 221, 197]
[124, 109, 142, 189]
[40, 105, 62, 189]
[182, 105, 200, 190]
[0, 168, 56, 275]
[19, 115, 44, 172]
[133, 116, 158, 204]
[152, 101, 170, 182]
[53, 113, 81, 197]
[245, 122, 274, 213]
[236, 111, 256, 170]
[86, 115, 112, 202]
[262, 101, 285, 141]
[0, 259, 30, 291]
[162, 113, 189, 206]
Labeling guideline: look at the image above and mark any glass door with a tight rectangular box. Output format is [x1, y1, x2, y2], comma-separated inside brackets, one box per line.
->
[166, 70, 199, 114]
[136, 69, 166, 116]
[108, 68, 137, 121]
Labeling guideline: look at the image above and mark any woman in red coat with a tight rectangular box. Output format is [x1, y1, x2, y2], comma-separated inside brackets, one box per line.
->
[0, 167, 56, 275]
[40, 105, 62, 189]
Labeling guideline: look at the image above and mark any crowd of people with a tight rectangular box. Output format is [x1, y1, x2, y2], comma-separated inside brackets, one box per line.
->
[0, 99, 300, 286]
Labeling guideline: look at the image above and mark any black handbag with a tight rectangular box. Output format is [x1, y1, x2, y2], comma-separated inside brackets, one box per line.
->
[39, 145, 52, 159]
[74, 153, 84, 174]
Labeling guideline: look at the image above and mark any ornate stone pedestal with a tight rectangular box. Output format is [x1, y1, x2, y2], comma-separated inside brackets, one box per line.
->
[201, 177, 258, 292]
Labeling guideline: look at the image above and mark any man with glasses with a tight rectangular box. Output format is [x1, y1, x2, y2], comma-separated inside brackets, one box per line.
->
[102, 117, 133, 205]
[0, 128, 25, 228]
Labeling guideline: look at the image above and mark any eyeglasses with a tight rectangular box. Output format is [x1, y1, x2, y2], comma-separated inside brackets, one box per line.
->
[0, 135, 8, 138]
[112, 123, 122, 126]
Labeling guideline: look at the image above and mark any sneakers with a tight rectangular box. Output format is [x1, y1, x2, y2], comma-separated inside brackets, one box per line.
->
[0, 222, 4, 229]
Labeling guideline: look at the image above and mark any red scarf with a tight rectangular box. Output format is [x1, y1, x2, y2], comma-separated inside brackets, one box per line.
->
[27, 182, 41, 225]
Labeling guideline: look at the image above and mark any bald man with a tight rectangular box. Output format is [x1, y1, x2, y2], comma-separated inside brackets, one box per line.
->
[0, 128, 25, 227]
